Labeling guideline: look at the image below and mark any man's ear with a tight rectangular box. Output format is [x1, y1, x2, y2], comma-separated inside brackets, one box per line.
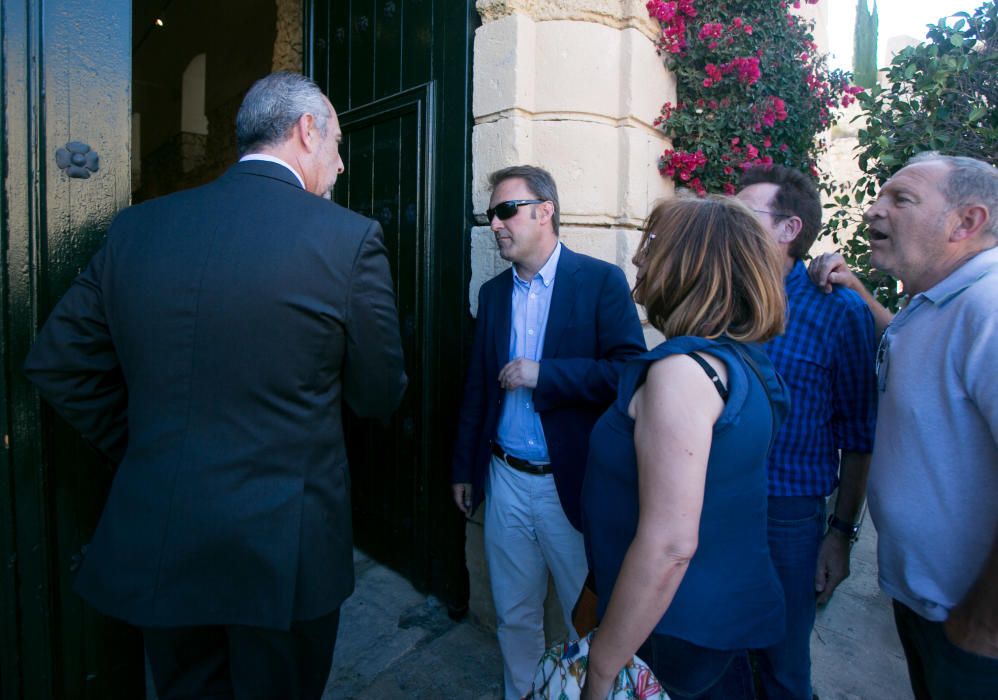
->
[780, 215, 803, 245]
[537, 200, 555, 226]
[295, 113, 316, 151]
[951, 204, 989, 242]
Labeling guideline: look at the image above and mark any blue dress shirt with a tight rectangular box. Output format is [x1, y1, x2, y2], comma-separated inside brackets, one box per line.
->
[495, 243, 562, 462]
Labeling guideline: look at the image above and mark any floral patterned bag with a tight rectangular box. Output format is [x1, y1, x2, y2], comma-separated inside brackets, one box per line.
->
[522, 631, 669, 700]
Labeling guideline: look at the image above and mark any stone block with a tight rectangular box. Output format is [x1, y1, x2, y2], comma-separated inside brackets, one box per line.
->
[559, 227, 620, 267]
[620, 27, 675, 127]
[618, 124, 671, 222]
[477, 0, 661, 41]
[532, 21, 621, 118]
[529, 120, 621, 222]
[475, 17, 672, 126]
[473, 15, 536, 118]
[471, 119, 537, 214]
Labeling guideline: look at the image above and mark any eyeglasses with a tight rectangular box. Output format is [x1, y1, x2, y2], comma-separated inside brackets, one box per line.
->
[750, 209, 791, 220]
[486, 199, 545, 222]
[875, 332, 890, 392]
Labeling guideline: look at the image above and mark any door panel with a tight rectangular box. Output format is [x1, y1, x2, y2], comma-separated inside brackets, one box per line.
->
[337, 84, 433, 577]
[1, 0, 144, 697]
[308, 1, 475, 606]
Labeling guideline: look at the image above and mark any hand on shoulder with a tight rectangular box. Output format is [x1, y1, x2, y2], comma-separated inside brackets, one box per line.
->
[808, 252, 862, 294]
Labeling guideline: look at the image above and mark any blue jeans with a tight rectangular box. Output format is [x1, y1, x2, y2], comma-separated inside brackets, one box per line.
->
[893, 600, 998, 700]
[753, 495, 825, 700]
[638, 634, 756, 700]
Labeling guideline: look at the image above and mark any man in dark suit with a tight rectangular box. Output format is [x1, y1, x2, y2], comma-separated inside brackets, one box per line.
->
[451, 165, 645, 699]
[24, 72, 407, 699]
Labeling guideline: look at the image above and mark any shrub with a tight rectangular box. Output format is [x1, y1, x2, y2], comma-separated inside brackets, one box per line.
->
[646, 0, 860, 196]
[823, 1, 998, 309]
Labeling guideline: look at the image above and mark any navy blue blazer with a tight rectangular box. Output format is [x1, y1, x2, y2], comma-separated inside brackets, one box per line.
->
[24, 160, 407, 630]
[451, 245, 646, 529]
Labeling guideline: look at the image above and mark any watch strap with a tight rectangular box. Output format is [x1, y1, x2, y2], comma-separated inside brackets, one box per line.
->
[828, 514, 860, 543]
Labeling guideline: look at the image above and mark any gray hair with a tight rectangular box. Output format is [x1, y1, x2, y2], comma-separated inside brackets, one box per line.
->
[236, 72, 330, 156]
[488, 165, 561, 235]
[907, 152, 998, 237]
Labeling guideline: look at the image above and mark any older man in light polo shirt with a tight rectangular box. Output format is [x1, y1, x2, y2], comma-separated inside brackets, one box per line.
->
[824, 153, 998, 700]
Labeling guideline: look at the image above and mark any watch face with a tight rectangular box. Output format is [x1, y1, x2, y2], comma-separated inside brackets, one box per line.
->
[828, 515, 860, 541]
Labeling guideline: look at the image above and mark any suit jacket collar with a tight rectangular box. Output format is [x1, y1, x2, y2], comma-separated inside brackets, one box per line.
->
[493, 243, 582, 363]
[543, 245, 582, 358]
[226, 159, 306, 191]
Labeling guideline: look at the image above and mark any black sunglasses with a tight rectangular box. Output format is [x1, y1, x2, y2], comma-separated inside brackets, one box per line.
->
[486, 199, 545, 222]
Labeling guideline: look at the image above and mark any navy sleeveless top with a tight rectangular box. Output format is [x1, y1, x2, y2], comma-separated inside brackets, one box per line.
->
[582, 336, 789, 650]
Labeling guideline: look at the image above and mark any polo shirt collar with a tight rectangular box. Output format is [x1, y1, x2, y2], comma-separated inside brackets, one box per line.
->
[920, 246, 998, 307]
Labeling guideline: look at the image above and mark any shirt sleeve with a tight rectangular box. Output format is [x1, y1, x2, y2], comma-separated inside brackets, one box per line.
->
[831, 294, 878, 453]
[960, 301, 998, 456]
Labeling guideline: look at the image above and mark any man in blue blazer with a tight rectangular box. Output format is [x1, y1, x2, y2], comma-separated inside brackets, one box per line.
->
[24, 73, 407, 699]
[451, 165, 645, 699]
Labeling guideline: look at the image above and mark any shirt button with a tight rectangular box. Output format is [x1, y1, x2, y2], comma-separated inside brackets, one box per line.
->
[528, 440, 535, 445]
[530, 293, 538, 299]
[527, 329, 535, 335]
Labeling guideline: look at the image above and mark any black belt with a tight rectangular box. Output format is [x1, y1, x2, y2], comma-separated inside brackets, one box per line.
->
[491, 443, 552, 475]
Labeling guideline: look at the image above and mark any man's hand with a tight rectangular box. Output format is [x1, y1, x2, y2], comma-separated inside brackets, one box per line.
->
[944, 608, 998, 659]
[498, 358, 539, 391]
[452, 483, 473, 516]
[808, 252, 861, 294]
[815, 531, 852, 605]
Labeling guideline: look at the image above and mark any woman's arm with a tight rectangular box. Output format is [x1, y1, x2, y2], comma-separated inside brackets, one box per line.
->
[582, 353, 726, 699]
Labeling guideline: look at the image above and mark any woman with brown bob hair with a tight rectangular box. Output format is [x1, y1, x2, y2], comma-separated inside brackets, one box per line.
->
[580, 195, 790, 700]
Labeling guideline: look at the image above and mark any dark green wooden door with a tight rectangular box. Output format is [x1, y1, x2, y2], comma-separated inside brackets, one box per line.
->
[1, 1, 144, 698]
[306, 1, 476, 608]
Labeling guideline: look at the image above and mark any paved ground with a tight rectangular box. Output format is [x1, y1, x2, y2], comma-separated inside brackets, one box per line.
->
[326, 523, 913, 699]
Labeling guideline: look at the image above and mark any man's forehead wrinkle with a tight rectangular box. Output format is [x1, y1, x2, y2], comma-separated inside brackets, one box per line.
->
[886, 163, 949, 195]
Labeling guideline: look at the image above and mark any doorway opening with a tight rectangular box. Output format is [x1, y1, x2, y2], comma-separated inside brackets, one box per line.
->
[131, 0, 301, 202]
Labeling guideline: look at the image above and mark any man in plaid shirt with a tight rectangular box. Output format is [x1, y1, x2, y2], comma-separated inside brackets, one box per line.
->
[738, 165, 878, 700]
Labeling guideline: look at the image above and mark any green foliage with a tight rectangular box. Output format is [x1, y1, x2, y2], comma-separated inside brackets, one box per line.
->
[823, 1, 998, 310]
[852, 0, 879, 89]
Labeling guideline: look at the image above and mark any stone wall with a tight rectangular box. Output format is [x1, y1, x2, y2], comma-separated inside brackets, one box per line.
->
[466, 0, 673, 638]
[470, 0, 673, 315]
[272, 0, 303, 72]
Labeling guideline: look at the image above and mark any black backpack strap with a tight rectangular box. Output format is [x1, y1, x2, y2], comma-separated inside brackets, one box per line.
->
[686, 352, 729, 401]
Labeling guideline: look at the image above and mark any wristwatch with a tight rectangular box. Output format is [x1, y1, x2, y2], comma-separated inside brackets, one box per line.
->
[827, 514, 861, 543]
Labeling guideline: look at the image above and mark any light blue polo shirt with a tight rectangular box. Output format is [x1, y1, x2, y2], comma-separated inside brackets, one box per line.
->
[868, 245, 998, 621]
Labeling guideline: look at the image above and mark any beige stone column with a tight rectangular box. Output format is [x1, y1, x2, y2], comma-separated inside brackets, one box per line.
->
[470, 0, 674, 313]
[465, 0, 674, 639]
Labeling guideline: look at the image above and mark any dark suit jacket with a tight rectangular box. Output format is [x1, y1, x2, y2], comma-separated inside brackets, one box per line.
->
[24, 160, 407, 630]
[451, 245, 645, 529]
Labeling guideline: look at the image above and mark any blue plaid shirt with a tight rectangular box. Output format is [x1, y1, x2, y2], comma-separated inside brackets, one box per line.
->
[762, 261, 878, 496]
